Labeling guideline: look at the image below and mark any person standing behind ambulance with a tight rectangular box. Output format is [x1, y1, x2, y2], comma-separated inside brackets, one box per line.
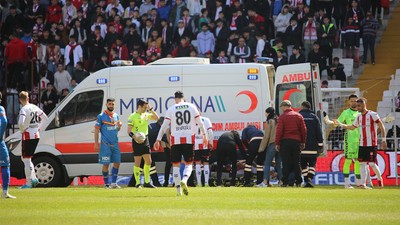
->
[257, 107, 282, 187]
[194, 115, 213, 187]
[275, 100, 307, 187]
[299, 101, 323, 188]
[18, 91, 48, 189]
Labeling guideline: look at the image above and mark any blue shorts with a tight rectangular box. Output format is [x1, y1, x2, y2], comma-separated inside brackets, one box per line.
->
[98, 141, 121, 164]
[0, 141, 10, 167]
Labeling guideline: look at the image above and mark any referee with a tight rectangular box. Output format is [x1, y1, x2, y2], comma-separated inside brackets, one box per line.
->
[127, 99, 159, 188]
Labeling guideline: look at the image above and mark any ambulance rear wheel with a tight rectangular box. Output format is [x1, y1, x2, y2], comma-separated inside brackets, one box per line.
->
[33, 156, 63, 187]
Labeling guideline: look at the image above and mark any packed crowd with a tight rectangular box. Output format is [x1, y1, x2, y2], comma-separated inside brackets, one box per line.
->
[0, 0, 386, 107]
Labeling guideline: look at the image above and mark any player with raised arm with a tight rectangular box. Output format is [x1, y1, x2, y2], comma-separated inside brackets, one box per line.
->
[336, 94, 361, 188]
[154, 91, 207, 196]
[338, 98, 386, 189]
[94, 98, 122, 189]
[127, 99, 159, 188]
[18, 91, 48, 189]
[0, 93, 15, 198]
[194, 114, 213, 187]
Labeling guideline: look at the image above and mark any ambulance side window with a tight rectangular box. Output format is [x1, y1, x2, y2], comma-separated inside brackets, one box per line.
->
[47, 90, 104, 129]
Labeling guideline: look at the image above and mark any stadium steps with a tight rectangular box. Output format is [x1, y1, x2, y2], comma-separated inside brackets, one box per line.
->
[354, 5, 400, 111]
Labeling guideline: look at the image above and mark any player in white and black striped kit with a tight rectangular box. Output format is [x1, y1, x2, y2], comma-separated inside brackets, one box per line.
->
[155, 91, 207, 196]
[194, 115, 213, 187]
[18, 91, 48, 189]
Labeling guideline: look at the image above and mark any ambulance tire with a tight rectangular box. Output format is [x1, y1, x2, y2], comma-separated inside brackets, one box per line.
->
[33, 156, 64, 187]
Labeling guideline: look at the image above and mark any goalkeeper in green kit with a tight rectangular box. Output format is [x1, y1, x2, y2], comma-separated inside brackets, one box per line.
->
[336, 94, 361, 188]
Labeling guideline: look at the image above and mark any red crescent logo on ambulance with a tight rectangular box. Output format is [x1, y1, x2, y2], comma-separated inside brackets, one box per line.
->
[282, 88, 302, 111]
[236, 91, 258, 114]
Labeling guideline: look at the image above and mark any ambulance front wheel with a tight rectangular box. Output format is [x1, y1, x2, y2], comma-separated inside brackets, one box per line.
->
[33, 156, 63, 187]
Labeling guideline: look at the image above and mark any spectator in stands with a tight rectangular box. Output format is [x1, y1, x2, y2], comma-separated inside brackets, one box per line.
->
[318, 16, 336, 65]
[171, 37, 194, 57]
[169, 0, 187, 29]
[71, 9, 89, 34]
[91, 15, 108, 39]
[321, 80, 329, 88]
[27, 0, 45, 29]
[302, 13, 320, 60]
[5, 32, 28, 93]
[124, 24, 142, 53]
[274, 5, 292, 40]
[214, 19, 230, 56]
[187, 0, 206, 33]
[106, 0, 124, 17]
[214, 50, 229, 63]
[41, 83, 58, 115]
[255, 32, 265, 59]
[341, 16, 360, 68]
[261, 42, 277, 59]
[72, 61, 89, 83]
[68, 80, 78, 92]
[247, 9, 265, 35]
[160, 19, 173, 57]
[328, 57, 346, 81]
[94, 54, 109, 72]
[332, 0, 347, 29]
[181, 8, 194, 33]
[273, 49, 288, 69]
[59, 88, 70, 102]
[88, 26, 105, 71]
[80, 0, 92, 21]
[104, 25, 119, 50]
[289, 46, 305, 64]
[233, 37, 251, 63]
[3, 5, 24, 36]
[285, 17, 302, 59]
[156, 0, 171, 22]
[197, 23, 215, 57]
[361, 11, 379, 65]
[124, 0, 139, 19]
[149, 8, 161, 29]
[54, 63, 72, 96]
[131, 50, 146, 65]
[308, 42, 326, 75]
[147, 30, 162, 49]
[70, 20, 87, 47]
[139, 0, 155, 17]
[64, 35, 83, 76]
[141, 19, 154, 48]
[228, 8, 245, 34]
[62, 0, 77, 28]
[395, 91, 400, 112]
[46, 42, 61, 74]
[346, 0, 365, 26]
[173, 20, 192, 46]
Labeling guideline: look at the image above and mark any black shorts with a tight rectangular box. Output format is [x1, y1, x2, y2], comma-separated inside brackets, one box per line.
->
[194, 149, 210, 163]
[22, 139, 40, 157]
[171, 144, 194, 164]
[132, 137, 150, 156]
[358, 146, 377, 162]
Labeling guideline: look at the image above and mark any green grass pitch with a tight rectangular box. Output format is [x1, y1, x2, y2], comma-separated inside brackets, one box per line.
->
[1, 186, 399, 225]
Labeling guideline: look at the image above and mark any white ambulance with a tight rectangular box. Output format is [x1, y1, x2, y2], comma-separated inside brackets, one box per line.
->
[6, 58, 324, 187]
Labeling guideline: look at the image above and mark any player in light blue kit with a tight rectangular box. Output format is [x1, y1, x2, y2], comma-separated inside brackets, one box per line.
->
[0, 93, 15, 198]
[94, 98, 122, 189]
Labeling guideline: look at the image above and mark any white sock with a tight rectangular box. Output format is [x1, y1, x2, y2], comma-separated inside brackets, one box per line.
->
[182, 164, 193, 183]
[360, 162, 367, 186]
[369, 162, 382, 180]
[22, 157, 32, 185]
[195, 164, 202, 185]
[172, 167, 181, 187]
[204, 165, 210, 185]
[30, 161, 37, 180]
[344, 177, 350, 186]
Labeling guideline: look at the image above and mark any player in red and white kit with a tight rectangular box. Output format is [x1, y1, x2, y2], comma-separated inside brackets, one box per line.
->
[18, 91, 48, 189]
[339, 98, 386, 189]
[194, 115, 213, 187]
[154, 91, 207, 196]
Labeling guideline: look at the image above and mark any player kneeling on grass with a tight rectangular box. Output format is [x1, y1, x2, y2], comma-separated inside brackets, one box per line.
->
[18, 91, 48, 189]
[154, 91, 207, 196]
[0, 93, 15, 198]
[94, 98, 122, 189]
